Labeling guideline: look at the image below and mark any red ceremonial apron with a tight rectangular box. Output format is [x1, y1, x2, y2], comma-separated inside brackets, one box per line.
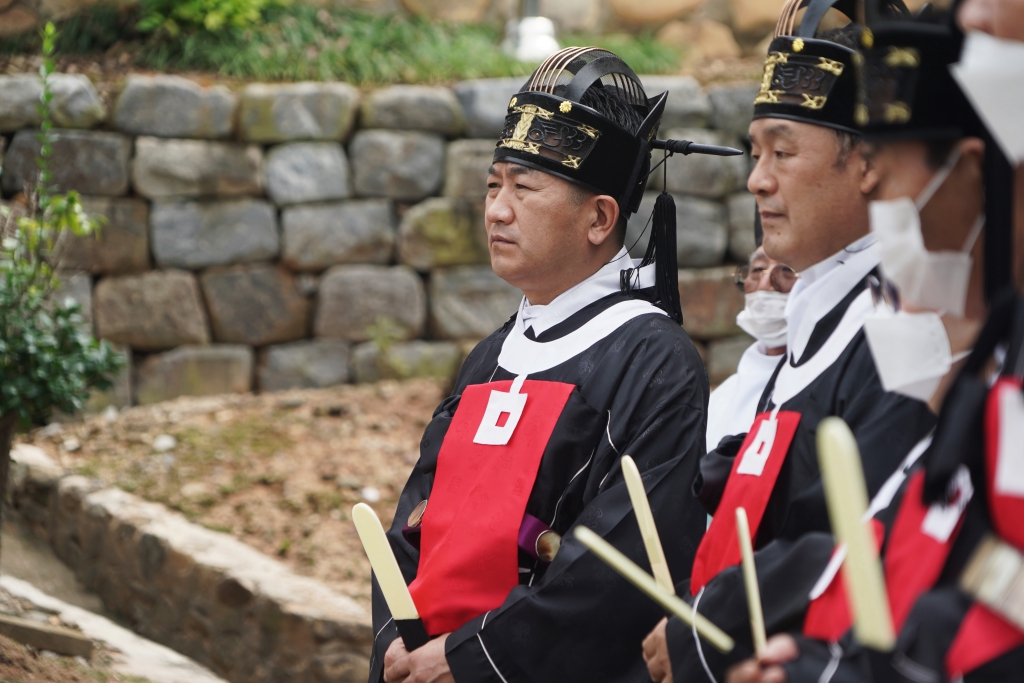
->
[803, 520, 885, 641]
[409, 377, 574, 635]
[691, 410, 801, 591]
[946, 376, 1024, 678]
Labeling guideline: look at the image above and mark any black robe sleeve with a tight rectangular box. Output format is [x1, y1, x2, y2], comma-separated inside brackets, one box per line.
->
[665, 533, 836, 681]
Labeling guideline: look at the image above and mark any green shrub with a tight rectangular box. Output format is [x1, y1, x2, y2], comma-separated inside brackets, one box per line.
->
[137, 0, 290, 35]
[0, 25, 124, 558]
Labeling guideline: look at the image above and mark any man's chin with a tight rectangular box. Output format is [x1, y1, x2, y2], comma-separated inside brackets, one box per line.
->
[489, 253, 523, 285]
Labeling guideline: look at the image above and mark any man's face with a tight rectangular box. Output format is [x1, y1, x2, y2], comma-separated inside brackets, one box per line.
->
[742, 248, 797, 293]
[748, 119, 873, 272]
[866, 138, 985, 252]
[484, 162, 600, 293]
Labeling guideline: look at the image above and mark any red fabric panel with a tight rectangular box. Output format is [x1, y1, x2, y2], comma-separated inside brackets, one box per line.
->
[985, 377, 1024, 550]
[803, 555, 852, 641]
[884, 472, 962, 633]
[803, 520, 885, 641]
[946, 604, 1024, 678]
[409, 379, 574, 635]
[691, 411, 802, 591]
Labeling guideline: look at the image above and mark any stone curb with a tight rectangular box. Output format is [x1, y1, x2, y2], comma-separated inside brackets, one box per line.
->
[8, 445, 373, 683]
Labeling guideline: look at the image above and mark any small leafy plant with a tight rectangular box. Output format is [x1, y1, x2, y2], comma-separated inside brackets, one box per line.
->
[137, 0, 290, 35]
[0, 22, 124, 558]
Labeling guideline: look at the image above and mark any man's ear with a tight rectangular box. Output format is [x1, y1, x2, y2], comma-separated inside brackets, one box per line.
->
[858, 146, 881, 196]
[588, 195, 620, 246]
[959, 137, 986, 178]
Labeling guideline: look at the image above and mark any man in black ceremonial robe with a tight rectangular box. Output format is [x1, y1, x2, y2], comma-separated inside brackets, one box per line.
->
[369, 47, 709, 683]
[641, 5, 937, 681]
[716, 5, 1024, 682]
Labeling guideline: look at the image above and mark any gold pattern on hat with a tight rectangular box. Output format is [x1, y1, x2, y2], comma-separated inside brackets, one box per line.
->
[800, 94, 827, 110]
[884, 47, 920, 68]
[559, 101, 573, 113]
[499, 104, 553, 156]
[754, 52, 788, 105]
[883, 102, 912, 123]
[862, 28, 874, 48]
[792, 38, 805, 52]
[562, 155, 582, 168]
[817, 57, 844, 76]
[577, 123, 599, 138]
[509, 96, 517, 109]
[500, 139, 542, 154]
[855, 104, 869, 126]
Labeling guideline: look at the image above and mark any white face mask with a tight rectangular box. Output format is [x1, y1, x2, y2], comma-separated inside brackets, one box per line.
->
[869, 146, 984, 318]
[736, 290, 789, 349]
[868, 309, 954, 401]
[951, 31, 1024, 165]
[864, 307, 968, 402]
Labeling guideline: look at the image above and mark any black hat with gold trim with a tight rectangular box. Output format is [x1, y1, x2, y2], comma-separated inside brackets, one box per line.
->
[752, 0, 908, 134]
[493, 47, 679, 319]
[493, 47, 666, 217]
[856, 19, 980, 139]
[492, 47, 744, 324]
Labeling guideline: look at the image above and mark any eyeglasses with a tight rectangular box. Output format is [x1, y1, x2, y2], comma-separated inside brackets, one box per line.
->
[868, 274, 901, 312]
[734, 263, 799, 294]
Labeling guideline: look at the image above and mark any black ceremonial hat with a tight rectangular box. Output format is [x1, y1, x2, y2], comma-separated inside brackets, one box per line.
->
[493, 47, 667, 217]
[752, 0, 908, 134]
[856, 19, 982, 140]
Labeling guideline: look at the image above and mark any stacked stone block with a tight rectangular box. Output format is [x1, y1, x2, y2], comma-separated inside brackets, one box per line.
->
[0, 73, 758, 406]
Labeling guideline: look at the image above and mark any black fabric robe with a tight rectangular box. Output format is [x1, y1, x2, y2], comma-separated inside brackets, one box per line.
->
[368, 291, 710, 683]
[775, 292, 1024, 683]
[667, 276, 936, 681]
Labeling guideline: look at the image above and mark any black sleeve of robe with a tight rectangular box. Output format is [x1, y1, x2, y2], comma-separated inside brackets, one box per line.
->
[367, 315, 711, 683]
[665, 533, 836, 682]
[693, 432, 747, 515]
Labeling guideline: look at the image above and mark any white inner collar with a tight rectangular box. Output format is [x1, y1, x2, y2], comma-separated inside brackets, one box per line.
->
[517, 247, 654, 337]
[784, 234, 879, 363]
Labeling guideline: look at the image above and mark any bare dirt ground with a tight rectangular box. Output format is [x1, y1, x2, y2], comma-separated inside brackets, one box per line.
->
[17, 379, 447, 612]
[0, 589, 150, 683]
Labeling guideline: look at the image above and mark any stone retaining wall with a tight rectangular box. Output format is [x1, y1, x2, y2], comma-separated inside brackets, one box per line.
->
[0, 72, 758, 407]
[9, 444, 373, 683]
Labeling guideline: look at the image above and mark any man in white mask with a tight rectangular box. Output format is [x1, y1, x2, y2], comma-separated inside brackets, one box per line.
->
[864, 131, 988, 409]
[707, 10, 1023, 683]
[705, 246, 796, 452]
[641, 7, 936, 681]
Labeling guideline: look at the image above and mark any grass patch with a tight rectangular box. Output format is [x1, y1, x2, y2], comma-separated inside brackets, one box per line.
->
[0, 4, 681, 84]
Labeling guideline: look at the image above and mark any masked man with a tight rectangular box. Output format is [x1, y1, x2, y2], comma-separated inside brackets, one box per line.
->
[700, 9, 1021, 682]
[370, 48, 710, 683]
[641, 4, 937, 681]
[706, 245, 795, 453]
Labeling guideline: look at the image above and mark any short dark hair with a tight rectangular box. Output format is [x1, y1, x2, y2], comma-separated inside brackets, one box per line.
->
[924, 138, 957, 170]
[565, 84, 644, 244]
[832, 129, 861, 168]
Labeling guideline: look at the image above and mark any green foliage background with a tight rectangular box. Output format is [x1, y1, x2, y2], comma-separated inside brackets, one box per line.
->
[0, 4, 681, 85]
